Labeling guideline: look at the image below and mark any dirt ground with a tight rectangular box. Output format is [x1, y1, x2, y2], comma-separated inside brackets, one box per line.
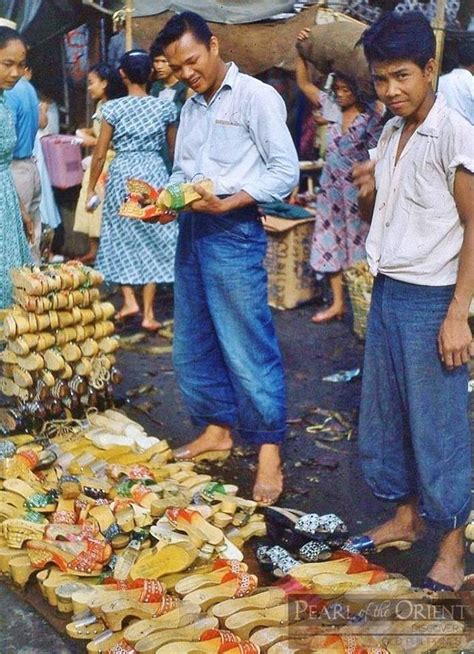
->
[1, 288, 473, 653]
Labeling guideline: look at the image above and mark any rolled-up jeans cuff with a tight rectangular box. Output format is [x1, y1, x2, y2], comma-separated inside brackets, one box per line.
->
[419, 497, 471, 531]
[190, 413, 237, 429]
[370, 489, 414, 503]
[238, 427, 286, 445]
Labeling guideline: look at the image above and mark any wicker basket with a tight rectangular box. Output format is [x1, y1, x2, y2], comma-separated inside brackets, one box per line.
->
[343, 261, 374, 339]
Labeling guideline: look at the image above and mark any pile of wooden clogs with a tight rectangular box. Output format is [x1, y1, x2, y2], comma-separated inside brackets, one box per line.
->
[0, 410, 458, 654]
[0, 262, 120, 419]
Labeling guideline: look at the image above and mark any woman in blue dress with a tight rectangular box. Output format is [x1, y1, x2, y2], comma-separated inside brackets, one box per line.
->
[0, 27, 32, 309]
[87, 50, 178, 331]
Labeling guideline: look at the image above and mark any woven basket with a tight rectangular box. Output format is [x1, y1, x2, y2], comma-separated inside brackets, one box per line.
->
[344, 262, 374, 339]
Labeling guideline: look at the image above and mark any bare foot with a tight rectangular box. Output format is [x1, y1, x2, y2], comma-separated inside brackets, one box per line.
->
[116, 306, 140, 321]
[425, 526, 465, 591]
[173, 424, 233, 460]
[141, 319, 162, 332]
[76, 251, 96, 264]
[253, 444, 283, 505]
[367, 500, 426, 546]
[311, 305, 346, 324]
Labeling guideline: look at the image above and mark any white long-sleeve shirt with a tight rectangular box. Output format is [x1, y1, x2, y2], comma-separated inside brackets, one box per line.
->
[170, 63, 300, 203]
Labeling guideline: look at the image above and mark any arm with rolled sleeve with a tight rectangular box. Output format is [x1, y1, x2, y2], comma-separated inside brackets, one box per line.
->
[242, 85, 300, 203]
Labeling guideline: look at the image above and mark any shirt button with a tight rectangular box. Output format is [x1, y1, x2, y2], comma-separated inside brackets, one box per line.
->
[385, 222, 390, 227]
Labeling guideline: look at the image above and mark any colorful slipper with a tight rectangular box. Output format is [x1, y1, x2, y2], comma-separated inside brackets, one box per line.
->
[342, 534, 412, 554]
[422, 576, 456, 594]
[166, 507, 225, 546]
[298, 541, 332, 563]
[294, 513, 347, 541]
[183, 572, 258, 611]
[175, 559, 248, 595]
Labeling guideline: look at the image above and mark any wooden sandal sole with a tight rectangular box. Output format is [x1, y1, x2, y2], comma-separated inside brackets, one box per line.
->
[134, 616, 219, 654]
[123, 602, 201, 645]
[212, 587, 287, 620]
[225, 600, 302, 640]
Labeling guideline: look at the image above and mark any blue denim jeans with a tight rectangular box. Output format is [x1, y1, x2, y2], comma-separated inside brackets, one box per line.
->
[359, 274, 471, 530]
[172, 207, 287, 444]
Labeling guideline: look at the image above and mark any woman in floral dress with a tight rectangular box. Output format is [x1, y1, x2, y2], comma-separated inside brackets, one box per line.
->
[310, 73, 384, 323]
[87, 50, 177, 331]
[0, 27, 32, 308]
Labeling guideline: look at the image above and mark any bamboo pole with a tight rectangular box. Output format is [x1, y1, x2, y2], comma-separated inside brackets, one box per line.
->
[432, 0, 447, 88]
[125, 0, 133, 51]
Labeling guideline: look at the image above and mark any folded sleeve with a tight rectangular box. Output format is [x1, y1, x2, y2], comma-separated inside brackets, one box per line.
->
[445, 116, 474, 194]
[100, 100, 117, 127]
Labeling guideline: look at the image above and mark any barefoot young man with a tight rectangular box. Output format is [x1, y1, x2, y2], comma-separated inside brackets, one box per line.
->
[158, 12, 299, 504]
[349, 12, 474, 591]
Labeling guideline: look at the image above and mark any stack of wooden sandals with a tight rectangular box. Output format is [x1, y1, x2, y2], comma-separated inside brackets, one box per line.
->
[0, 262, 120, 416]
[0, 410, 446, 653]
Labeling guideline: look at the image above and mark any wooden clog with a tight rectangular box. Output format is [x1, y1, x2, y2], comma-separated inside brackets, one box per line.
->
[123, 602, 201, 644]
[130, 540, 199, 580]
[134, 616, 219, 654]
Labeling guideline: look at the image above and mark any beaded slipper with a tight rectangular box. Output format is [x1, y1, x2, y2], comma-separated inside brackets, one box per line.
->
[294, 513, 348, 541]
[26, 537, 111, 576]
[183, 572, 258, 611]
[255, 545, 299, 577]
[298, 540, 332, 563]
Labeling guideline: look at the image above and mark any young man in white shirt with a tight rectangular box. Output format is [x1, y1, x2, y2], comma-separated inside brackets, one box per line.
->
[348, 11, 474, 592]
[438, 40, 474, 124]
[158, 12, 299, 504]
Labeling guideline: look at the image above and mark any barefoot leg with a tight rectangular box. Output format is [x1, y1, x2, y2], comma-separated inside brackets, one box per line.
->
[173, 424, 233, 459]
[142, 283, 162, 330]
[311, 272, 346, 323]
[425, 526, 465, 591]
[366, 497, 426, 546]
[117, 285, 140, 320]
[253, 444, 283, 505]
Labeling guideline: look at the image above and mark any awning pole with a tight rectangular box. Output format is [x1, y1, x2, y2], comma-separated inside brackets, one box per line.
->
[125, 0, 133, 51]
[432, 0, 447, 89]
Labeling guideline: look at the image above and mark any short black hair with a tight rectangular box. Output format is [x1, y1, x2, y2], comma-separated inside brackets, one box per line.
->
[149, 36, 165, 60]
[0, 26, 26, 51]
[361, 11, 436, 69]
[90, 62, 126, 99]
[158, 11, 213, 50]
[458, 39, 474, 67]
[119, 49, 152, 85]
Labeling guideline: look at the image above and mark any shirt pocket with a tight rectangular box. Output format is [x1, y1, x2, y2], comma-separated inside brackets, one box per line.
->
[209, 123, 248, 165]
[397, 209, 458, 266]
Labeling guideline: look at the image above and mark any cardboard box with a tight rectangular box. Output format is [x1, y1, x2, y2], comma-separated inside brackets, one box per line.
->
[263, 214, 318, 310]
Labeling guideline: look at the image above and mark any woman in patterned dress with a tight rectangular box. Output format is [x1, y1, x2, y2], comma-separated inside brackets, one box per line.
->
[310, 72, 384, 323]
[87, 50, 178, 331]
[0, 27, 33, 309]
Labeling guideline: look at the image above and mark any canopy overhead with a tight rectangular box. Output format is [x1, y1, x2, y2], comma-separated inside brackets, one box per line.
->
[0, 0, 83, 46]
[131, 0, 299, 23]
[133, 4, 323, 75]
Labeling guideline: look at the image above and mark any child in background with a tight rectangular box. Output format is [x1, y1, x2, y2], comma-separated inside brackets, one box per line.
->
[73, 63, 125, 263]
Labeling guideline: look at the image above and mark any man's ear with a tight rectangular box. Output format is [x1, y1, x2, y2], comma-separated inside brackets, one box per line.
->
[209, 35, 219, 56]
[424, 57, 436, 83]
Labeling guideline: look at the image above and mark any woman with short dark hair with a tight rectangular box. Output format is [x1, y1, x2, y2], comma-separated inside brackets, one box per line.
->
[87, 50, 178, 331]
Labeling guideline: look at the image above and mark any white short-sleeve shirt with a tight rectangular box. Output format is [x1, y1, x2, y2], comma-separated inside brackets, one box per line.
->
[366, 95, 474, 286]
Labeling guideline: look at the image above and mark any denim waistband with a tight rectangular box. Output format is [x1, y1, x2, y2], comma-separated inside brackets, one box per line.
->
[376, 273, 455, 298]
[186, 204, 261, 221]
